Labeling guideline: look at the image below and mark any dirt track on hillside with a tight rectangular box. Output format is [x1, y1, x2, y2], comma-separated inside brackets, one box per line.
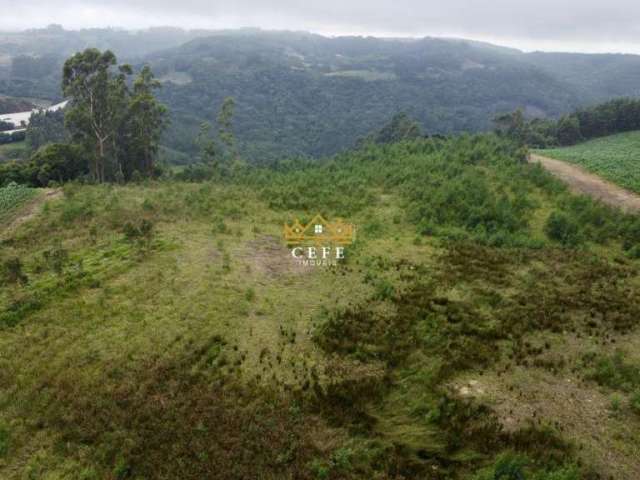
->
[530, 154, 640, 213]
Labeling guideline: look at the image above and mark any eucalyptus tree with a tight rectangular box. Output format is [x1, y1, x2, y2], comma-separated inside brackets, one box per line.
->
[127, 66, 167, 177]
[62, 49, 130, 182]
[62, 49, 166, 182]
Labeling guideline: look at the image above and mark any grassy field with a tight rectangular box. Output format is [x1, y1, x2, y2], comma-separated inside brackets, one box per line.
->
[537, 131, 640, 193]
[1, 135, 640, 479]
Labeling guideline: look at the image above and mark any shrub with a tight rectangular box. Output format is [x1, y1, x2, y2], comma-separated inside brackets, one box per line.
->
[544, 212, 581, 246]
[585, 351, 640, 392]
[0, 143, 87, 187]
[2, 257, 28, 285]
[43, 245, 69, 275]
[309, 458, 330, 479]
[631, 391, 640, 415]
[60, 200, 94, 224]
[610, 393, 623, 413]
[330, 447, 353, 470]
[0, 423, 9, 457]
[373, 279, 395, 300]
[245, 288, 256, 302]
[473, 453, 527, 480]
[123, 219, 154, 247]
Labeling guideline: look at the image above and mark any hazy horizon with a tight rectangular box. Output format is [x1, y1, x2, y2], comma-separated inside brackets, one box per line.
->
[2, 0, 640, 55]
[1, 23, 640, 57]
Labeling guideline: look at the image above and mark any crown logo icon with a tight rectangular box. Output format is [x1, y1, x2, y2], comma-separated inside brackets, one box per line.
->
[283, 214, 356, 245]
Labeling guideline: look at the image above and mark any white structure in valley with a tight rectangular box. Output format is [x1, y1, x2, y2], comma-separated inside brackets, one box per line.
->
[0, 100, 69, 134]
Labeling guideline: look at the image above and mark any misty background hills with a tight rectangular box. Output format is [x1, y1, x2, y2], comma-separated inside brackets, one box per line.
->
[2, 26, 640, 162]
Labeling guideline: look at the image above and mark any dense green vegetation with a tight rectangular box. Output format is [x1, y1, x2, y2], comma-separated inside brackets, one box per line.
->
[2, 134, 640, 478]
[148, 32, 580, 162]
[0, 141, 28, 162]
[496, 98, 640, 149]
[5, 28, 640, 161]
[538, 131, 640, 193]
[0, 25, 210, 99]
[0, 143, 87, 187]
[25, 108, 66, 150]
[0, 130, 25, 145]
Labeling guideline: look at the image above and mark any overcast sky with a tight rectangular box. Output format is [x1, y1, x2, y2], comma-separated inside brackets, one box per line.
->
[2, 0, 640, 54]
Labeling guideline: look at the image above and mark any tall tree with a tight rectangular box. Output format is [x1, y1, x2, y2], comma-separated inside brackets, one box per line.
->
[127, 66, 167, 177]
[374, 112, 422, 144]
[493, 109, 528, 146]
[217, 97, 237, 160]
[196, 121, 218, 168]
[62, 49, 131, 183]
[25, 109, 67, 151]
[193, 97, 240, 178]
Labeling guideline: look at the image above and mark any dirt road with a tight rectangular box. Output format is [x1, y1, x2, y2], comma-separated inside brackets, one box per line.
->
[530, 153, 640, 213]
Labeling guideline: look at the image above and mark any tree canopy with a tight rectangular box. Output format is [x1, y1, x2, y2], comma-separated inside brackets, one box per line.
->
[62, 49, 166, 183]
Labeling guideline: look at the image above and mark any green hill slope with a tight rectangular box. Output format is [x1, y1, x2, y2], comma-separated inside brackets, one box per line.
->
[150, 32, 582, 161]
[2, 135, 640, 478]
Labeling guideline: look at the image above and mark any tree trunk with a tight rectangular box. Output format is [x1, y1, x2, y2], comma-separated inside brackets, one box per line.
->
[145, 142, 151, 176]
[97, 137, 105, 183]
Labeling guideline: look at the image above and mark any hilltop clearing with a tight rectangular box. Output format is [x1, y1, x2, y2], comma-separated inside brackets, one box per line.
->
[1, 135, 640, 479]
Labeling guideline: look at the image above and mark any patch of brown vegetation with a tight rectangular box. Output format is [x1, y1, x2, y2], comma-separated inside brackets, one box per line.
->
[240, 235, 309, 278]
[453, 367, 640, 479]
[21, 356, 339, 480]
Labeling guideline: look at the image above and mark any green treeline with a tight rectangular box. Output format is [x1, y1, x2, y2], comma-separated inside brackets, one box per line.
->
[495, 97, 640, 147]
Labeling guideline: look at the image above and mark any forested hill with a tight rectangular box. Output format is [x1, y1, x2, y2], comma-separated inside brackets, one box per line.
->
[148, 32, 579, 161]
[148, 32, 640, 161]
[3, 28, 640, 161]
[524, 52, 640, 99]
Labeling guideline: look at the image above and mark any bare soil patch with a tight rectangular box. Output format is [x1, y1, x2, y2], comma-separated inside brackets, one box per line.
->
[240, 235, 309, 278]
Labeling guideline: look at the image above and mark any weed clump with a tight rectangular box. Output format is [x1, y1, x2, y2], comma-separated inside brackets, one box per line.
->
[583, 350, 640, 392]
[1, 256, 28, 285]
[630, 391, 640, 415]
[123, 219, 154, 248]
[0, 423, 9, 457]
[545, 212, 582, 246]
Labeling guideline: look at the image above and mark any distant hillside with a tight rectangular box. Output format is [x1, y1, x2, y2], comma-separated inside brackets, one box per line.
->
[0, 25, 212, 100]
[524, 52, 640, 99]
[150, 31, 640, 161]
[3, 28, 640, 161]
[0, 24, 209, 60]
